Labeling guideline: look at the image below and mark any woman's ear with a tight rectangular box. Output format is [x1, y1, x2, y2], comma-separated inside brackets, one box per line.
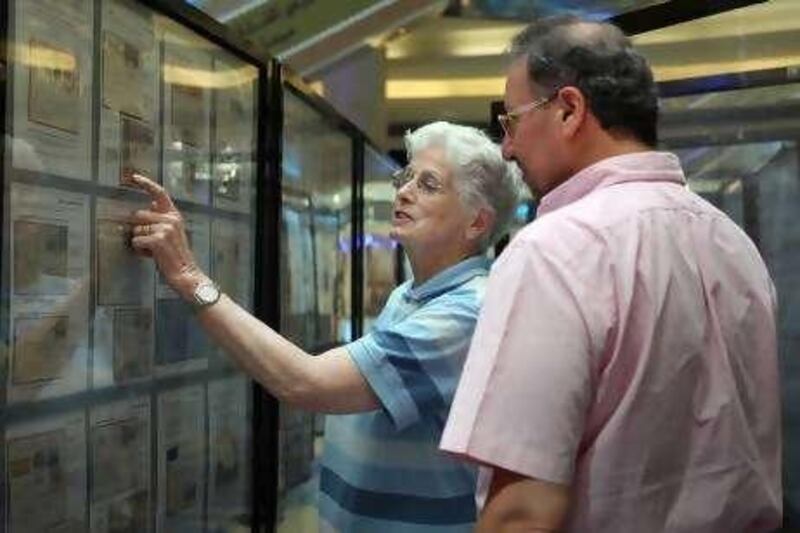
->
[466, 207, 494, 244]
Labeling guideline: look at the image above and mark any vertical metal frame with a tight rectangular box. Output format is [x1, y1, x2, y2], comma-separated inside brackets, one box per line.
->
[251, 59, 284, 533]
[741, 177, 761, 252]
[0, 0, 9, 340]
[0, 0, 9, 528]
[0, 0, 8, 186]
[351, 136, 365, 340]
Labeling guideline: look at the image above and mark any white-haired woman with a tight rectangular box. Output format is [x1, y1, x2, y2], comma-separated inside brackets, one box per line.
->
[128, 121, 521, 532]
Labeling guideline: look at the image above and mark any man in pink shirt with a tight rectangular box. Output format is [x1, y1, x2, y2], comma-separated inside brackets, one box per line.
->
[440, 15, 783, 532]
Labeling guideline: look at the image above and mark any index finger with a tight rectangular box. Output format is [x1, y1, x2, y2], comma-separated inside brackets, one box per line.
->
[125, 172, 177, 213]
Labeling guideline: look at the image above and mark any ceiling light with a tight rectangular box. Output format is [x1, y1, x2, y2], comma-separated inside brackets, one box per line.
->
[386, 77, 504, 99]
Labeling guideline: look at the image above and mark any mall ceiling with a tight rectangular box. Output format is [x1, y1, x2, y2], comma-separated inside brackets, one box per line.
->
[190, 0, 800, 149]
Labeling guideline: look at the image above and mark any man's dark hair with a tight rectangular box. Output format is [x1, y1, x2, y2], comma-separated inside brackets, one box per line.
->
[509, 15, 659, 146]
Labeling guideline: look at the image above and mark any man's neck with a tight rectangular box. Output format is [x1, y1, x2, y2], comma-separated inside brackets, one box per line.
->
[568, 134, 652, 178]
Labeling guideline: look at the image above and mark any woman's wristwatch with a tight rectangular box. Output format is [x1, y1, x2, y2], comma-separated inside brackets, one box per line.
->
[191, 279, 221, 309]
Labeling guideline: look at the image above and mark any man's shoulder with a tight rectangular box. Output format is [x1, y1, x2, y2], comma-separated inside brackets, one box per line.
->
[517, 181, 728, 246]
[504, 203, 610, 267]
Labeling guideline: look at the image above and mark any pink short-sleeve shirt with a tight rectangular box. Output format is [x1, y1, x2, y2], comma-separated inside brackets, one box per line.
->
[440, 151, 782, 532]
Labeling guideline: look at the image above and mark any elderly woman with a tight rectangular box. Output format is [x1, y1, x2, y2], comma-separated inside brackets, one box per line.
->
[128, 121, 520, 532]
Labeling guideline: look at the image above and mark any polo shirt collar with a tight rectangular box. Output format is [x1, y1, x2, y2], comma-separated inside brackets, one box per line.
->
[404, 255, 490, 303]
[537, 151, 686, 216]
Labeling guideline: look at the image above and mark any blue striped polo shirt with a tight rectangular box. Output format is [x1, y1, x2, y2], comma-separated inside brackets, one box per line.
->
[319, 256, 490, 532]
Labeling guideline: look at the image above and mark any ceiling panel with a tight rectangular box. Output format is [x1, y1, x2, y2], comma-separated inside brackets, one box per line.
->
[454, 0, 668, 21]
[385, 0, 800, 142]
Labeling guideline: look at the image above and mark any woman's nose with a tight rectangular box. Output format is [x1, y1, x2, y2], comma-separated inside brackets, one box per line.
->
[395, 179, 416, 201]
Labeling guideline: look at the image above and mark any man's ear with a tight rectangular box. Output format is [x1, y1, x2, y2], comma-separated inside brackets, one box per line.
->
[556, 86, 588, 139]
[466, 207, 494, 244]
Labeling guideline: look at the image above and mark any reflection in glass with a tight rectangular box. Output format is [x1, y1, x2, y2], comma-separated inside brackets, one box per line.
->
[280, 90, 353, 348]
[13, 220, 69, 296]
[13, 314, 72, 384]
[277, 89, 353, 532]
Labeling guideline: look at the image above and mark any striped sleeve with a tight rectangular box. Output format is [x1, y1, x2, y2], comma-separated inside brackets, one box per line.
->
[347, 291, 481, 431]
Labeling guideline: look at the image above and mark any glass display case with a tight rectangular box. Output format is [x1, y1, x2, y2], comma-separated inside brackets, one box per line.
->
[1, 0, 259, 530]
[362, 144, 399, 331]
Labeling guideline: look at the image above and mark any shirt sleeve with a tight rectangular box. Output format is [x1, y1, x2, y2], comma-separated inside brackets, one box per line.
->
[440, 232, 613, 484]
[346, 292, 481, 432]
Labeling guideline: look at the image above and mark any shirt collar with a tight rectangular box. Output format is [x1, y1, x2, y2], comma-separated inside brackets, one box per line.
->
[537, 151, 686, 216]
[404, 255, 490, 303]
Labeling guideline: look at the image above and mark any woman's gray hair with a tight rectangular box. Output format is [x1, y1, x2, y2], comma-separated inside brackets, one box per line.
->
[404, 121, 522, 251]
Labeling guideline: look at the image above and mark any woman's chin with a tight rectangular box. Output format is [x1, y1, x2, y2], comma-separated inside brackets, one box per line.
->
[389, 228, 412, 248]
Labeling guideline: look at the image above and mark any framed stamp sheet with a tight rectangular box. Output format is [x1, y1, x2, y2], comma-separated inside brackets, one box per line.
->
[157, 386, 205, 532]
[8, 184, 90, 403]
[212, 53, 257, 214]
[93, 198, 155, 388]
[98, 0, 159, 187]
[162, 34, 212, 204]
[5, 411, 87, 532]
[11, 0, 92, 179]
[90, 397, 152, 533]
[207, 377, 250, 525]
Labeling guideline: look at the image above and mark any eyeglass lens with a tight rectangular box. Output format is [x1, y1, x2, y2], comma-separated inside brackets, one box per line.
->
[392, 168, 443, 194]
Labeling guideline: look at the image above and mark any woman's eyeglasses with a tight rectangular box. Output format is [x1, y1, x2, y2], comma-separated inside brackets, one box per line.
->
[391, 167, 445, 195]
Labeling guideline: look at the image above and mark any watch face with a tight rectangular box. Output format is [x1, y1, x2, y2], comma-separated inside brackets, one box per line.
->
[195, 282, 219, 305]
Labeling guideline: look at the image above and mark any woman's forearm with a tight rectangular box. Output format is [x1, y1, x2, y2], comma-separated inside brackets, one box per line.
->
[195, 294, 319, 405]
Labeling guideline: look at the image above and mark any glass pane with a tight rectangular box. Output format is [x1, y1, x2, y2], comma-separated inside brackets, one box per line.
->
[2, 1, 258, 531]
[363, 145, 399, 331]
[278, 89, 354, 532]
[281, 90, 353, 349]
[660, 92, 800, 524]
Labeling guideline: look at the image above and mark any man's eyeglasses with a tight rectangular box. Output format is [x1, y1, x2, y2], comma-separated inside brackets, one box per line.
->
[391, 166, 445, 195]
[497, 91, 559, 137]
